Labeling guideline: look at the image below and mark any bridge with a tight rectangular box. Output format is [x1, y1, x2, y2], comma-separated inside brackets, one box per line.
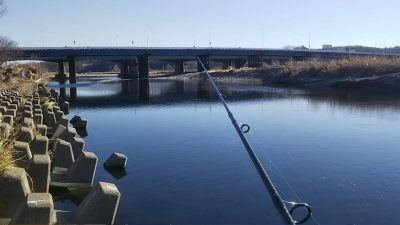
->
[18, 47, 393, 83]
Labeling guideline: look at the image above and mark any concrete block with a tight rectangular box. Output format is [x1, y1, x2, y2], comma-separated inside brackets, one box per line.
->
[71, 137, 85, 158]
[60, 101, 69, 114]
[1, 101, 10, 107]
[30, 135, 48, 155]
[74, 182, 120, 225]
[34, 113, 43, 125]
[8, 104, 17, 110]
[37, 124, 48, 136]
[104, 153, 128, 170]
[16, 126, 34, 143]
[43, 111, 56, 129]
[72, 117, 87, 130]
[13, 141, 33, 169]
[34, 108, 42, 115]
[53, 139, 74, 168]
[67, 151, 98, 185]
[53, 125, 76, 141]
[27, 154, 51, 193]
[57, 115, 69, 127]
[23, 110, 33, 118]
[24, 105, 32, 112]
[0, 167, 31, 218]
[4, 109, 16, 117]
[0, 105, 6, 114]
[10, 193, 55, 224]
[54, 110, 64, 121]
[2, 115, 13, 126]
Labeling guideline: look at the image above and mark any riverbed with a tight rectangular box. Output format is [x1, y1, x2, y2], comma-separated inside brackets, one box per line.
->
[49, 76, 400, 225]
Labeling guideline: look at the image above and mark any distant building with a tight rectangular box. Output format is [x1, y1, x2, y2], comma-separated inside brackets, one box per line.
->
[322, 44, 333, 50]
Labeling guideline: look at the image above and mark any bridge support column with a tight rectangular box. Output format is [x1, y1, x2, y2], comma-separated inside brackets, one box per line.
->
[221, 60, 232, 70]
[248, 55, 263, 68]
[128, 59, 138, 78]
[175, 60, 185, 75]
[138, 55, 149, 78]
[55, 62, 66, 80]
[68, 56, 76, 84]
[119, 62, 129, 78]
[197, 56, 210, 72]
[234, 59, 245, 69]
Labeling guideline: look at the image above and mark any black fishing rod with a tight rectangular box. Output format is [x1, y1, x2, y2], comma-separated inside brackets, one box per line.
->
[197, 57, 312, 225]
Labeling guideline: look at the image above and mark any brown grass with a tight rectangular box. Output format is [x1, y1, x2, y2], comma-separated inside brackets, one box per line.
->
[0, 122, 15, 174]
[276, 57, 400, 78]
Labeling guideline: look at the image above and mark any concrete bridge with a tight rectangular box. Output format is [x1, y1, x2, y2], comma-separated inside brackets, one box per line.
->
[18, 47, 392, 83]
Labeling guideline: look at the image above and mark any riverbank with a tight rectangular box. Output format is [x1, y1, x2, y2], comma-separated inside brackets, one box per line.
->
[169, 57, 400, 92]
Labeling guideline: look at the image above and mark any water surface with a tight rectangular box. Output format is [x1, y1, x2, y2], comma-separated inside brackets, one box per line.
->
[50, 76, 400, 225]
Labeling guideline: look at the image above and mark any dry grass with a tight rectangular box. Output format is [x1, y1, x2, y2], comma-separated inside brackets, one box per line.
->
[0, 64, 50, 95]
[0, 64, 50, 175]
[0, 122, 15, 174]
[276, 57, 400, 78]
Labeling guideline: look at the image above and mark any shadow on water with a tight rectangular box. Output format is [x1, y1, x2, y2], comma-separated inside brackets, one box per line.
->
[50, 76, 400, 113]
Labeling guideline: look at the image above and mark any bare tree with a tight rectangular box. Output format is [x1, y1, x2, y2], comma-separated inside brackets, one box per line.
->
[0, 36, 18, 65]
[0, 0, 7, 18]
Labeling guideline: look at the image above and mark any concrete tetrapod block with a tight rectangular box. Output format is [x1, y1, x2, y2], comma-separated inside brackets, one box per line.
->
[13, 141, 33, 169]
[74, 182, 121, 225]
[0, 105, 6, 114]
[2, 115, 13, 126]
[73, 118, 87, 130]
[16, 126, 34, 143]
[54, 110, 64, 121]
[57, 115, 69, 127]
[30, 135, 49, 155]
[7, 104, 17, 110]
[10, 193, 55, 225]
[43, 111, 57, 130]
[37, 124, 48, 136]
[71, 137, 85, 159]
[60, 101, 69, 114]
[0, 167, 31, 219]
[67, 151, 98, 185]
[27, 154, 51, 193]
[53, 124, 76, 141]
[53, 139, 74, 168]
[104, 152, 128, 170]
[23, 110, 34, 118]
[34, 113, 44, 125]
[4, 109, 16, 117]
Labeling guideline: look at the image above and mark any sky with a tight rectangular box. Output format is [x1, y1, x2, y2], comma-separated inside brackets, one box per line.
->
[0, 0, 399, 48]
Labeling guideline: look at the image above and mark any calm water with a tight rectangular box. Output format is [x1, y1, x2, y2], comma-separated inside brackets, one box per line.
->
[50, 76, 400, 225]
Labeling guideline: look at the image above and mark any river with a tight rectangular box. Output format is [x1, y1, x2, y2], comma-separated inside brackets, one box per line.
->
[49, 75, 400, 225]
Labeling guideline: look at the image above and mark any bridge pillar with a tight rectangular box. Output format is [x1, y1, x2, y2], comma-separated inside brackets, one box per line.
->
[175, 60, 185, 75]
[68, 56, 76, 84]
[248, 55, 263, 68]
[234, 59, 245, 69]
[119, 62, 129, 78]
[138, 55, 149, 78]
[55, 62, 67, 80]
[128, 59, 138, 78]
[58, 62, 65, 75]
[197, 56, 210, 72]
[221, 60, 232, 70]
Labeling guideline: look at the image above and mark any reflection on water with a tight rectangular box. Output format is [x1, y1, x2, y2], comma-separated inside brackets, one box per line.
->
[49, 76, 400, 225]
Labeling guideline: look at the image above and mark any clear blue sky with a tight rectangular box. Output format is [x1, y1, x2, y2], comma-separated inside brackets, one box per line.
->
[0, 0, 399, 48]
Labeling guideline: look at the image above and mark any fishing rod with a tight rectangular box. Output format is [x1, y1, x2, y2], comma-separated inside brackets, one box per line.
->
[196, 57, 312, 225]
